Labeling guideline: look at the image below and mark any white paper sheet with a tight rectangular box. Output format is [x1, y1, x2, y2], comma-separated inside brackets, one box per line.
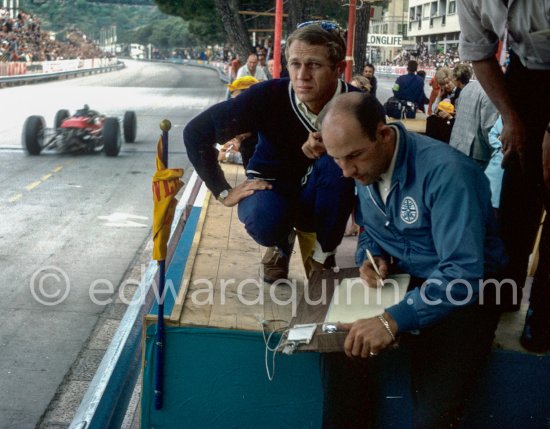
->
[324, 274, 410, 323]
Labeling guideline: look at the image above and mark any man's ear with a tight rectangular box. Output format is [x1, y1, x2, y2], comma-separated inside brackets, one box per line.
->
[336, 60, 347, 75]
[377, 122, 392, 140]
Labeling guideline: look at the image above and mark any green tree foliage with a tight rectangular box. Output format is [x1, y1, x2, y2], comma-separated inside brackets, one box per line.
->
[153, 0, 350, 58]
[20, 0, 197, 47]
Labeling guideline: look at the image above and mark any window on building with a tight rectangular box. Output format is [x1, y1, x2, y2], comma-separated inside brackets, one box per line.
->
[439, 0, 448, 16]
[448, 0, 456, 14]
[398, 23, 408, 37]
[431, 1, 438, 17]
[383, 24, 388, 33]
[423, 5, 430, 18]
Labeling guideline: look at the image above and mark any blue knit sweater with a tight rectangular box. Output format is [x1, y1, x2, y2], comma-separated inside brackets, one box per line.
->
[183, 78, 356, 197]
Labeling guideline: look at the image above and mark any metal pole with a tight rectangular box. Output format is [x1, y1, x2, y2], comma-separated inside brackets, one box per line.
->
[273, 0, 283, 78]
[345, 0, 357, 82]
[154, 260, 165, 410]
[154, 120, 170, 410]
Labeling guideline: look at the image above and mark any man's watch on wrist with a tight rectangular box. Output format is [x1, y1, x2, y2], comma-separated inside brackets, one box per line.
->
[217, 188, 230, 202]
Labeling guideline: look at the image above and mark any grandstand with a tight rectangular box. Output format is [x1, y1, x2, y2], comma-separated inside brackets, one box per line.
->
[1, 5, 105, 62]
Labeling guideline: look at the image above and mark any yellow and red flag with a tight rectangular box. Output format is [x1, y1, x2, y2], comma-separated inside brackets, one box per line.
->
[152, 136, 184, 260]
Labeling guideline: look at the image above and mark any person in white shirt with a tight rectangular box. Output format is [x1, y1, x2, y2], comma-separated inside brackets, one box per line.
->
[236, 53, 268, 81]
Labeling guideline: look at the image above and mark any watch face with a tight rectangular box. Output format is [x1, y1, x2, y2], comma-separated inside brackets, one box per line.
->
[219, 190, 229, 200]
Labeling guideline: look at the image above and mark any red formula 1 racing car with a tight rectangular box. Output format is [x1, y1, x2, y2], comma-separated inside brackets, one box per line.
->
[22, 105, 137, 156]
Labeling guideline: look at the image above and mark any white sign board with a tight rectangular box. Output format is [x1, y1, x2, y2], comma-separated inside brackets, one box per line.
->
[367, 34, 403, 48]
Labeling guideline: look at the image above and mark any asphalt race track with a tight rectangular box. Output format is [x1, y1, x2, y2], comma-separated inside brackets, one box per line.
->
[0, 60, 226, 428]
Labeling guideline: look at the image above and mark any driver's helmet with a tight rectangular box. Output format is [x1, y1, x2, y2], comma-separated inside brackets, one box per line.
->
[76, 104, 91, 117]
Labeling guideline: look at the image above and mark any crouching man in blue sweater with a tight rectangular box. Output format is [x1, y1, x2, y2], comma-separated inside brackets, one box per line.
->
[184, 23, 358, 282]
[321, 92, 509, 428]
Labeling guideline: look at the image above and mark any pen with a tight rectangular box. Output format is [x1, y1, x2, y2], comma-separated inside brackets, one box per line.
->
[366, 249, 384, 287]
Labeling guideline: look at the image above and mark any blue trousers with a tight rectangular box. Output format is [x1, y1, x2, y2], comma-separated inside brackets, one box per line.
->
[321, 303, 500, 428]
[237, 154, 355, 256]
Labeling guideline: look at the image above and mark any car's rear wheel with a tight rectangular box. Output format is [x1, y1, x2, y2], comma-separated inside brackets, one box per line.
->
[123, 111, 137, 143]
[103, 117, 121, 157]
[22, 115, 45, 155]
[54, 109, 70, 129]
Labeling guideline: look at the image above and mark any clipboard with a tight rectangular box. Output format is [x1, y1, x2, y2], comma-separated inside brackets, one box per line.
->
[289, 268, 409, 353]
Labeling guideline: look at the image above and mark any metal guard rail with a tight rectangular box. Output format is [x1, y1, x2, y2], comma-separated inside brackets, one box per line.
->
[0, 62, 125, 87]
[69, 172, 204, 429]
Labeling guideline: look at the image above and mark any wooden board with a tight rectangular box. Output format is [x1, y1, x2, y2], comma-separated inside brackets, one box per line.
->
[387, 116, 427, 134]
[175, 163, 307, 331]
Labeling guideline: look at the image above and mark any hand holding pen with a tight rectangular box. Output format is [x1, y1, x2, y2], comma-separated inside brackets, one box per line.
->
[360, 250, 389, 288]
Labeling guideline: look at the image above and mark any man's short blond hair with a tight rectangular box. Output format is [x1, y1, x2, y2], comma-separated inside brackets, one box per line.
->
[285, 24, 346, 68]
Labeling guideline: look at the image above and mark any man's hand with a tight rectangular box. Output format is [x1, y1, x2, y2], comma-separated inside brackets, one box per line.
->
[220, 179, 272, 207]
[359, 256, 389, 288]
[543, 126, 550, 190]
[224, 132, 252, 152]
[301, 131, 326, 159]
[338, 312, 398, 358]
[500, 113, 527, 168]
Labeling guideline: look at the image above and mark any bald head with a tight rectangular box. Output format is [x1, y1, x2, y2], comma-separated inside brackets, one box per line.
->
[323, 92, 386, 141]
[322, 92, 394, 185]
[246, 54, 259, 72]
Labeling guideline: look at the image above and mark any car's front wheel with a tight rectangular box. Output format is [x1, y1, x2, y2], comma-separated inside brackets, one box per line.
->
[22, 115, 46, 155]
[103, 117, 121, 156]
[54, 109, 70, 129]
[123, 111, 137, 143]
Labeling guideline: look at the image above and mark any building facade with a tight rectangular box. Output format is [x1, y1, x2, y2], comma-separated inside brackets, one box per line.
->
[407, 0, 460, 55]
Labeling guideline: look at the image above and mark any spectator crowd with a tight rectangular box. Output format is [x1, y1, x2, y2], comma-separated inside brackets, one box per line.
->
[379, 43, 462, 69]
[1, 7, 104, 62]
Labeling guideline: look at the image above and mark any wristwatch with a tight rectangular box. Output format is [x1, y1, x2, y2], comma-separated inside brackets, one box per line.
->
[217, 188, 230, 203]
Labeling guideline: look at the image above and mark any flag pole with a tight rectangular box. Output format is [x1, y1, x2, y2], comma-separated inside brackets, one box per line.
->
[154, 119, 171, 410]
[345, 0, 357, 82]
[273, 0, 283, 78]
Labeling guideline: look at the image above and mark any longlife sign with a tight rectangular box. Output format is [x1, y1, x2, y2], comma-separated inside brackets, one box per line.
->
[367, 34, 403, 47]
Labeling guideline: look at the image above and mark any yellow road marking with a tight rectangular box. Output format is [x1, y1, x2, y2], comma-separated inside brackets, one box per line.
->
[8, 193, 22, 203]
[26, 180, 42, 191]
[8, 163, 68, 203]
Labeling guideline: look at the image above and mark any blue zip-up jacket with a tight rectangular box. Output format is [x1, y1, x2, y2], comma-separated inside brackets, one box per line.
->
[354, 123, 507, 332]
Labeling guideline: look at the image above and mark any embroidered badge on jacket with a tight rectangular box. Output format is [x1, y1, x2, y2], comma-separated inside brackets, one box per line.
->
[400, 197, 419, 224]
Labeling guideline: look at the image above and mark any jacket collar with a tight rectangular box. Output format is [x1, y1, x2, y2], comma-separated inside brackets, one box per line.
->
[389, 122, 415, 190]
